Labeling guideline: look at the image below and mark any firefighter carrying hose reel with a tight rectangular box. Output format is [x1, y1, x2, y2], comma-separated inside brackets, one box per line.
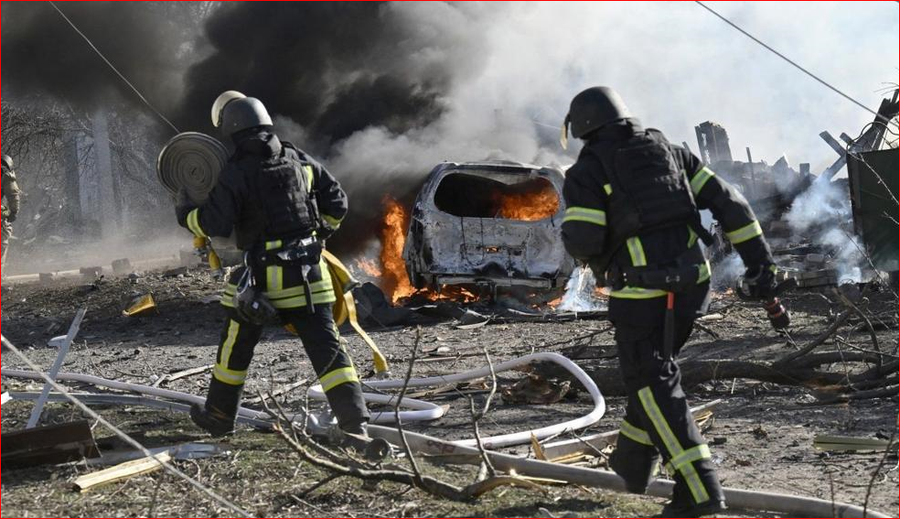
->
[164, 91, 389, 458]
[560, 86, 787, 517]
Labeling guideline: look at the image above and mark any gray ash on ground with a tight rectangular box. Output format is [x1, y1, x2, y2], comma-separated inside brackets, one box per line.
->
[1, 269, 898, 518]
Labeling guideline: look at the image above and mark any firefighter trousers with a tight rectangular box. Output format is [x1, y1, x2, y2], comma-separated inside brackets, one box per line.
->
[204, 302, 369, 432]
[1, 217, 11, 273]
[612, 313, 724, 507]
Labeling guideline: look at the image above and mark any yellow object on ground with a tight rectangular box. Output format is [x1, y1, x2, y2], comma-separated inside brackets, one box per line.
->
[122, 294, 157, 317]
[323, 250, 390, 376]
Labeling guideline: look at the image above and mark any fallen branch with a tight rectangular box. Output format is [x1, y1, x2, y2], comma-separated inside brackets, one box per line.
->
[777, 310, 852, 365]
[243, 379, 307, 405]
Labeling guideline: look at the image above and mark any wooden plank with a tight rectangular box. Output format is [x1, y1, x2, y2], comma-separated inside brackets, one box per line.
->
[73, 452, 171, 492]
[2, 420, 99, 468]
[814, 435, 898, 453]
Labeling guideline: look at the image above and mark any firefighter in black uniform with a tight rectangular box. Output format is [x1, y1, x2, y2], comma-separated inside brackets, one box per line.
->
[560, 87, 778, 517]
[177, 92, 369, 442]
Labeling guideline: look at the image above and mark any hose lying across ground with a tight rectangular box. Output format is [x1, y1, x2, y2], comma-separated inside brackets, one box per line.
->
[2, 355, 891, 518]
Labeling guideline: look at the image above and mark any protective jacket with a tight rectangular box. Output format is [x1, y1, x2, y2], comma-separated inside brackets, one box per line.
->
[177, 130, 347, 250]
[562, 120, 773, 323]
[177, 130, 348, 310]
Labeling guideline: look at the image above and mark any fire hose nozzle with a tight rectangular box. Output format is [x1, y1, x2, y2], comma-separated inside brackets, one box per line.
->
[764, 297, 791, 330]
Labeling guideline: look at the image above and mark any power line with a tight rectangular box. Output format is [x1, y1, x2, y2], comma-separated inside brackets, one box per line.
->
[0, 335, 251, 517]
[47, 1, 180, 134]
[694, 1, 897, 128]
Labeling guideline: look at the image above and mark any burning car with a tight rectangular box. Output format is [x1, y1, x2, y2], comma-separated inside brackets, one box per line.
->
[403, 160, 576, 292]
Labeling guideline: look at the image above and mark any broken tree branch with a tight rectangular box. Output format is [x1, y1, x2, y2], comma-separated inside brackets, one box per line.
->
[777, 310, 852, 365]
[468, 346, 498, 479]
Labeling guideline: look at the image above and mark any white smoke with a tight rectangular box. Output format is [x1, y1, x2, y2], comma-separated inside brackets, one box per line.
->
[785, 178, 866, 282]
[712, 253, 745, 291]
[301, 2, 898, 192]
[558, 266, 608, 312]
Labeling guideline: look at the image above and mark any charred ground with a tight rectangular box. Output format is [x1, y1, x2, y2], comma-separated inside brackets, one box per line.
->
[1, 269, 898, 518]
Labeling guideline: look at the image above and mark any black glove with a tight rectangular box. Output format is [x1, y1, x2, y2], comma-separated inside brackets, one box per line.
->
[317, 223, 337, 242]
[744, 264, 778, 300]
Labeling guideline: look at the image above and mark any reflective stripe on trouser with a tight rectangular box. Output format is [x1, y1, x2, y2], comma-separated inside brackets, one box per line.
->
[284, 304, 369, 429]
[213, 318, 264, 386]
[614, 320, 723, 506]
[211, 304, 368, 430]
[614, 396, 661, 491]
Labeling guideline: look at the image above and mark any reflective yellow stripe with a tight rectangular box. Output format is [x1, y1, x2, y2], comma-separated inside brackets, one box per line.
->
[322, 214, 343, 229]
[266, 280, 334, 301]
[603, 184, 613, 196]
[688, 227, 698, 248]
[697, 260, 711, 284]
[563, 206, 607, 226]
[665, 444, 712, 473]
[726, 220, 763, 245]
[186, 209, 207, 238]
[620, 420, 654, 446]
[626, 237, 647, 267]
[270, 291, 337, 309]
[639, 387, 710, 504]
[214, 320, 247, 386]
[319, 366, 359, 392]
[265, 240, 283, 251]
[609, 287, 668, 299]
[690, 166, 715, 195]
[304, 165, 314, 192]
[267, 265, 284, 292]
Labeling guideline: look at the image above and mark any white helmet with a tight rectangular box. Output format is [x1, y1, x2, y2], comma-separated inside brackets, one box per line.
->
[211, 90, 246, 128]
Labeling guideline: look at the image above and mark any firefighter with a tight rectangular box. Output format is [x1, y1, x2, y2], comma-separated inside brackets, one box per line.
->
[176, 92, 369, 443]
[560, 87, 777, 517]
[2, 155, 22, 275]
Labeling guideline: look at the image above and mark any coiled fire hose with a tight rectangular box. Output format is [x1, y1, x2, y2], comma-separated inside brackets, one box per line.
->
[157, 132, 228, 277]
[2, 360, 889, 518]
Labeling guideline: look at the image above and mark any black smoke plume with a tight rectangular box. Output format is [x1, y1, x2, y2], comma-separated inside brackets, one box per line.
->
[3, 2, 497, 256]
[177, 2, 494, 255]
[1, 1, 192, 115]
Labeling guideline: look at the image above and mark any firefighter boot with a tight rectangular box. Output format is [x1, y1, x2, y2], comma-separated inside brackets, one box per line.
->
[191, 378, 243, 437]
[609, 436, 660, 494]
[660, 468, 726, 517]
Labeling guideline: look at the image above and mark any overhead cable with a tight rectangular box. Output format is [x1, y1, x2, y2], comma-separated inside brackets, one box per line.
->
[695, 1, 898, 128]
[47, 1, 180, 133]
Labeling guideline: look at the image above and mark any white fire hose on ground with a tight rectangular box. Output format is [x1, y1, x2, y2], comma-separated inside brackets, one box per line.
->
[309, 352, 605, 448]
[2, 357, 891, 518]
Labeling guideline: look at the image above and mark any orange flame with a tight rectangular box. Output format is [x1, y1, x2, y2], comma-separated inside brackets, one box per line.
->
[355, 258, 380, 277]
[379, 197, 417, 303]
[493, 183, 559, 222]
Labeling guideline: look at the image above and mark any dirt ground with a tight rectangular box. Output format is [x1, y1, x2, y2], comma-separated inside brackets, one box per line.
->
[1, 268, 898, 518]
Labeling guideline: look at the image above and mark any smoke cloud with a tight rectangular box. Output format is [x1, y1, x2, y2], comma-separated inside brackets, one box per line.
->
[2, 2, 897, 262]
[1, 2, 192, 114]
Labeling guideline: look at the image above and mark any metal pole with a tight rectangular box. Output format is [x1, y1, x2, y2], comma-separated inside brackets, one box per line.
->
[26, 308, 87, 428]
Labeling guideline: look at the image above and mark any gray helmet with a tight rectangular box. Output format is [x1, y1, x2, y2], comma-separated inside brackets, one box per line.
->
[2, 155, 13, 170]
[220, 97, 273, 135]
[565, 87, 632, 139]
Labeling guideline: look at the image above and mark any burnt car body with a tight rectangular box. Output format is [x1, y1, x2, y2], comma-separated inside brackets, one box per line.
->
[403, 160, 576, 290]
